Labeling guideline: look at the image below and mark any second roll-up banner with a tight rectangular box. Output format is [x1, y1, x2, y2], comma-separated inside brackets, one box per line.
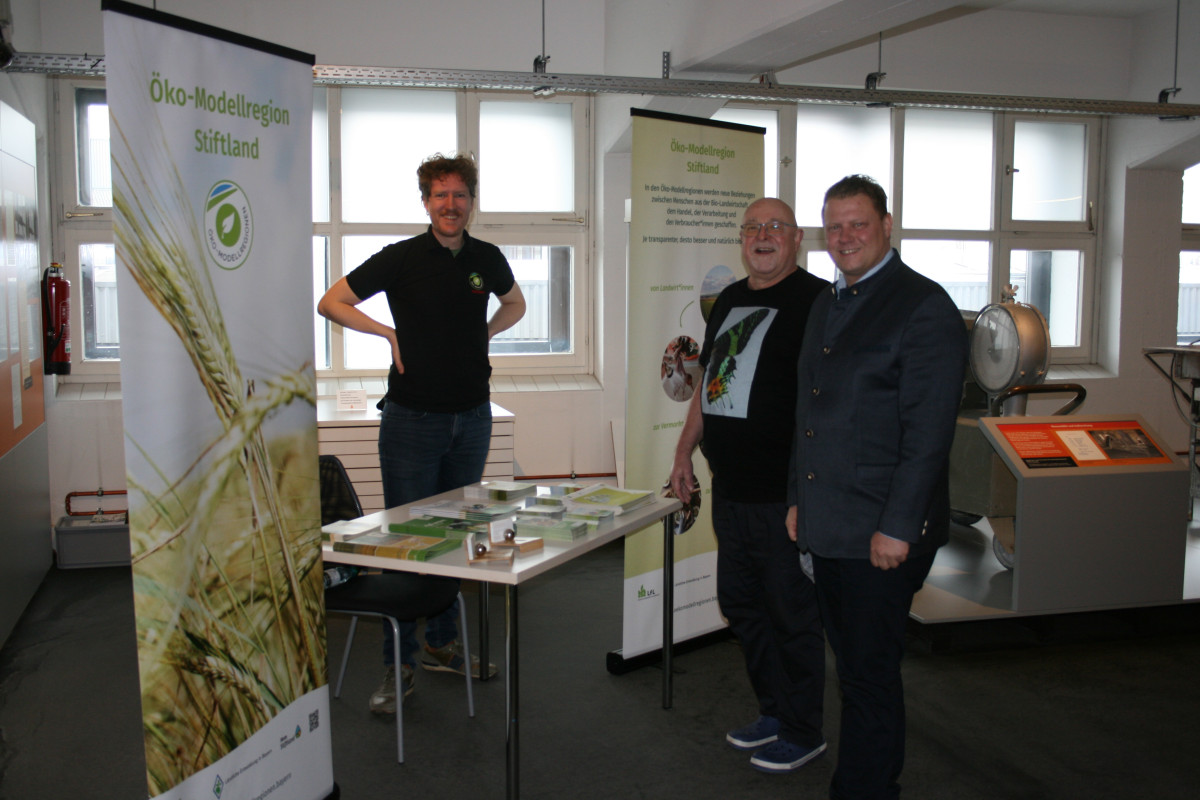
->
[621, 108, 764, 664]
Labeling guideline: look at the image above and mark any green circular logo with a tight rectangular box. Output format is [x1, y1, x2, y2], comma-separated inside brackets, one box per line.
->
[468, 272, 484, 292]
[204, 180, 253, 270]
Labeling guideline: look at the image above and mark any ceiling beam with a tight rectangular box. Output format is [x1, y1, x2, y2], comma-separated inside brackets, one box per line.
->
[6, 52, 1197, 119]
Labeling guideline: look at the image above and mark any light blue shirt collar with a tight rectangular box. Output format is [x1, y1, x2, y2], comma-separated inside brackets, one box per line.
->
[834, 248, 896, 292]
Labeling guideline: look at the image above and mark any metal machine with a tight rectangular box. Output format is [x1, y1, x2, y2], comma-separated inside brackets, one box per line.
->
[925, 297, 1189, 620]
[949, 295, 1085, 568]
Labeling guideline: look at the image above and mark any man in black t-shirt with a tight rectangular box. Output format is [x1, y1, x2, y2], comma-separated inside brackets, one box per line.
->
[318, 153, 525, 713]
[669, 197, 828, 774]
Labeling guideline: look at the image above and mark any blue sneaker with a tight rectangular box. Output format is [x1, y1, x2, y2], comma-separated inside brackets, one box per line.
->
[750, 739, 827, 773]
[726, 715, 780, 750]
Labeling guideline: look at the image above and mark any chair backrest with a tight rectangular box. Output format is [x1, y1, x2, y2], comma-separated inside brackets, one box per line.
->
[319, 454, 364, 526]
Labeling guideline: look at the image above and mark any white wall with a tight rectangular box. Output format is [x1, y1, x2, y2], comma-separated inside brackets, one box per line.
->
[1075, 2, 1200, 453]
[775, 9, 1134, 97]
[19, 0, 1200, 522]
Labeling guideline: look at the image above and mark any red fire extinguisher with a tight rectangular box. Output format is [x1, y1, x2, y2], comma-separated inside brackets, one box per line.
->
[42, 262, 71, 375]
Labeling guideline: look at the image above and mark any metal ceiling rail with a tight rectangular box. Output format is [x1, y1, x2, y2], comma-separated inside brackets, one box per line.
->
[7, 51, 1199, 119]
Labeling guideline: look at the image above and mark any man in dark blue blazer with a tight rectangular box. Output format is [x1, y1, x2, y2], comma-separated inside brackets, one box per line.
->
[786, 175, 968, 799]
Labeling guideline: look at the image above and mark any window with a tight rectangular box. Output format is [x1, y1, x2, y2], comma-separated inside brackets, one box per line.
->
[794, 107, 1101, 363]
[794, 105, 891, 228]
[54, 79, 592, 380]
[491, 244, 573, 354]
[74, 87, 112, 208]
[79, 241, 119, 360]
[1185, 162, 1200, 226]
[313, 235, 330, 369]
[479, 100, 575, 212]
[1003, 246, 1088, 349]
[1180, 163, 1200, 344]
[316, 88, 591, 377]
[710, 106, 781, 200]
[339, 88, 457, 224]
[54, 81, 119, 376]
[902, 110, 994, 231]
[1181, 250, 1200, 345]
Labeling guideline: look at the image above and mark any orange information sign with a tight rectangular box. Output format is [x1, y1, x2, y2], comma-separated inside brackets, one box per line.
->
[994, 420, 1172, 469]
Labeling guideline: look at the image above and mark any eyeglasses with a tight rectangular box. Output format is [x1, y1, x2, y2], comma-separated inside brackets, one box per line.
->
[740, 221, 798, 237]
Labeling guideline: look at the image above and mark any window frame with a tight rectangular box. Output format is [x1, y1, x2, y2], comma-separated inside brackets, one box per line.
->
[316, 86, 594, 378]
[53, 79, 112, 225]
[58, 226, 118, 378]
[797, 107, 1103, 365]
[52, 79, 119, 379]
[709, 102, 796, 207]
[51, 77, 596, 382]
[1180, 163, 1200, 343]
[998, 113, 1101, 235]
[996, 235, 1097, 362]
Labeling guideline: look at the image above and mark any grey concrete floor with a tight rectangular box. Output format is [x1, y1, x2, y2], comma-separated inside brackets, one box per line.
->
[3, 537, 1200, 800]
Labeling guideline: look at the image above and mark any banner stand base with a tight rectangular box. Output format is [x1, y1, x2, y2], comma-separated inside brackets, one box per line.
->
[605, 628, 732, 675]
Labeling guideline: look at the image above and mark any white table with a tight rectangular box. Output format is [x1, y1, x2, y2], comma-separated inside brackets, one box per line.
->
[323, 487, 682, 800]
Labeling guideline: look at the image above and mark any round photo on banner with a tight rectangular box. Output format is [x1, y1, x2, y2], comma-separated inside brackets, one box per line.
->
[204, 180, 254, 270]
[660, 335, 701, 402]
[701, 264, 737, 322]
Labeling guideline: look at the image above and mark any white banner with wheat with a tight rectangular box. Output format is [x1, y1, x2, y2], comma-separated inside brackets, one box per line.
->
[103, 3, 330, 798]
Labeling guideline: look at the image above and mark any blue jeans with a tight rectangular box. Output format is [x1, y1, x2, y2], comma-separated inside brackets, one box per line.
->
[378, 400, 492, 667]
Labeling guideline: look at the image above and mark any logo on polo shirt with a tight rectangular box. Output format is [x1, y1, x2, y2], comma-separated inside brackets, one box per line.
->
[468, 272, 485, 293]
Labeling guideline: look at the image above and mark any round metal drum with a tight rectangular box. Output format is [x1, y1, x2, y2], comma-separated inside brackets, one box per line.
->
[969, 302, 1050, 396]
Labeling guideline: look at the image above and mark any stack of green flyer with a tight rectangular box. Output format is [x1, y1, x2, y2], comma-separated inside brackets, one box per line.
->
[332, 530, 460, 561]
[321, 519, 378, 542]
[516, 504, 564, 520]
[525, 494, 565, 507]
[388, 516, 488, 539]
[409, 498, 521, 522]
[563, 483, 655, 515]
[563, 508, 614, 529]
[463, 480, 539, 501]
[513, 516, 588, 541]
[545, 482, 584, 496]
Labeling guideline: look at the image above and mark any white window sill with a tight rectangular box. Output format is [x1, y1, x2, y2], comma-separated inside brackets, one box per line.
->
[315, 374, 602, 400]
[1047, 364, 1115, 381]
[53, 380, 122, 400]
[53, 374, 603, 404]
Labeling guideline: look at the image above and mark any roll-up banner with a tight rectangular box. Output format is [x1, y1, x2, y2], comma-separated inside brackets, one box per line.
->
[621, 109, 764, 660]
[102, 3, 330, 798]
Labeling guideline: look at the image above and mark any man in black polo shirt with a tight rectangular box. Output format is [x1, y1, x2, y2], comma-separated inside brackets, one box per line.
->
[318, 153, 525, 713]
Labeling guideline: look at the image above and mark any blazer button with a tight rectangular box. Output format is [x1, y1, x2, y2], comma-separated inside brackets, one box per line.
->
[806, 472, 815, 481]
[811, 387, 820, 396]
[822, 346, 831, 355]
[805, 428, 814, 438]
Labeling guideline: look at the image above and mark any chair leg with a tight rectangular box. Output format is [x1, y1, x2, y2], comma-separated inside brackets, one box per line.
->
[384, 615, 404, 764]
[457, 592, 476, 718]
[334, 615, 359, 698]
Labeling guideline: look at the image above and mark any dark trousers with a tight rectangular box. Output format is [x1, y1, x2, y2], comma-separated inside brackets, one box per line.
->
[713, 494, 824, 748]
[378, 400, 492, 666]
[812, 550, 935, 800]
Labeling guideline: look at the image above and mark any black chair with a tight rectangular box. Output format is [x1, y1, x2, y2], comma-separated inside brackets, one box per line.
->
[319, 454, 475, 763]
